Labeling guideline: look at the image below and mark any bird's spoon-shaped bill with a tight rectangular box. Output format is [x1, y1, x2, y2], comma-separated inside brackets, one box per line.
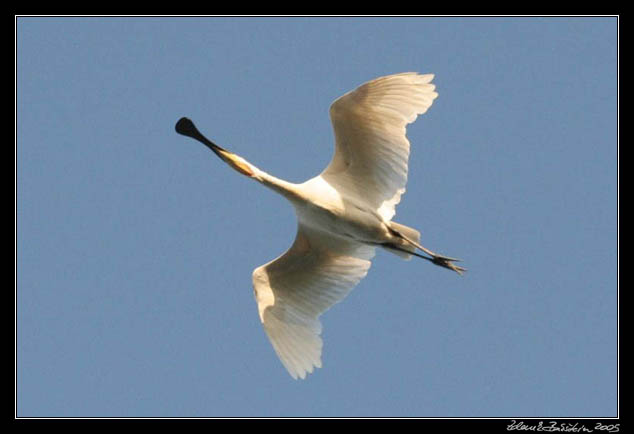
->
[175, 117, 254, 177]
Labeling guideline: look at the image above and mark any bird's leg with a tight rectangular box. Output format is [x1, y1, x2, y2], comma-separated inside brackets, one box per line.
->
[411, 240, 466, 275]
[389, 226, 466, 275]
[430, 255, 466, 275]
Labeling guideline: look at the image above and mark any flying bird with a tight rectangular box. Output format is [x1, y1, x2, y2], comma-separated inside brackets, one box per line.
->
[175, 72, 464, 379]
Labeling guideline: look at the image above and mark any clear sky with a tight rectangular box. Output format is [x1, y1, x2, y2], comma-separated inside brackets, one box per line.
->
[17, 17, 617, 417]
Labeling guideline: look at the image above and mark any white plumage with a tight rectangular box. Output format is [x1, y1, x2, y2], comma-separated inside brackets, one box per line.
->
[175, 72, 463, 380]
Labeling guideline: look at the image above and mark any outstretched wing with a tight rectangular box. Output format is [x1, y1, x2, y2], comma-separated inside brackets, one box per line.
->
[323, 72, 438, 221]
[252, 224, 375, 379]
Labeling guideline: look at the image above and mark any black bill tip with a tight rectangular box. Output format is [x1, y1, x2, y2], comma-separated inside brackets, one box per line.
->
[174, 117, 229, 156]
[175, 117, 199, 138]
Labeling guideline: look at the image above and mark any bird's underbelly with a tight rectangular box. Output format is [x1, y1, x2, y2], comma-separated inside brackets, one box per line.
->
[294, 199, 390, 245]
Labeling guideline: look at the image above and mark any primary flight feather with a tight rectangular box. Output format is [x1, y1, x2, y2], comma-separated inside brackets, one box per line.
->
[175, 72, 464, 380]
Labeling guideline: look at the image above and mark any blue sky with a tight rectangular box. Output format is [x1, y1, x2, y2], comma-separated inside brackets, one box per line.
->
[17, 17, 617, 417]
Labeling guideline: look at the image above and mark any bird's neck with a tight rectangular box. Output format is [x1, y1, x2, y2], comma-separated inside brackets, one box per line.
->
[252, 167, 303, 204]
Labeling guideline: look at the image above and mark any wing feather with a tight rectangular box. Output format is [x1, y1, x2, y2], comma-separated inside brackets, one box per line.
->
[252, 225, 375, 379]
[323, 72, 438, 221]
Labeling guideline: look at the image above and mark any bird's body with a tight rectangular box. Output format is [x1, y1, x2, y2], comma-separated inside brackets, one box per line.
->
[290, 178, 388, 246]
[175, 72, 464, 379]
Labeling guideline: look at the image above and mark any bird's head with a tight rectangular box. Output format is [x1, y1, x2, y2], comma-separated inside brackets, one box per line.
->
[175, 117, 255, 178]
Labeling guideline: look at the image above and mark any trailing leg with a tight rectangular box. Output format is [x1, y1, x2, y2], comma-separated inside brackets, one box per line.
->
[387, 221, 466, 275]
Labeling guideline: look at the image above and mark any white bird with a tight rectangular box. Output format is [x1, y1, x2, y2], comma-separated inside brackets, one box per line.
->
[175, 72, 464, 380]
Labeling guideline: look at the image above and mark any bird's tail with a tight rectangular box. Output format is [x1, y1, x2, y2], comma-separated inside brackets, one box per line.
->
[382, 221, 421, 261]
